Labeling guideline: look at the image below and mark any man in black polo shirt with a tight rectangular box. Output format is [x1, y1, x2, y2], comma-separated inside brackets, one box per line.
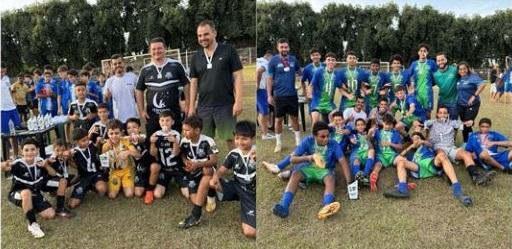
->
[135, 37, 190, 136]
[188, 20, 244, 149]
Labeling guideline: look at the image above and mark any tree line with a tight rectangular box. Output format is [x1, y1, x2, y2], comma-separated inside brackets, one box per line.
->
[257, 1, 512, 68]
[1, 0, 255, 75]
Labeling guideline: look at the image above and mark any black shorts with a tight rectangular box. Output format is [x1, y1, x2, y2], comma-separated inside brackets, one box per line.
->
[157, 170, 201, 194]
[16, 105, 29, 115]
[134, 156, 154, 188]
[8, 190, 52, 213]
[70, 172, 106, 200]
[457, 102, 480, 121]
[219, 179, 256, 228]
[274, 96, 298, 118]
[310, 110, 330, 122]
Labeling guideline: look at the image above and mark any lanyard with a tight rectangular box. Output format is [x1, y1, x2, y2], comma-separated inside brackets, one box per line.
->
[324, 70, 334, 94]
[154, 58, 168, 79]
[77, 147, 94, 172]
[391, 72, 401, 85]
[203, 44, 218, 69]
[58, 159, 69, 178]
[77, 101, 87, 119]
[347, 68, 357, 92]
[24, 161, 40, 182]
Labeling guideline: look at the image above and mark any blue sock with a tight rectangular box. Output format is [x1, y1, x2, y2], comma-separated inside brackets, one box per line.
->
[363, 157, 375, 176]
[351, 163, 360, 178]
[281, 191, 295, 209]
[277, 156, 291, 170]
[452, 182, 462, 196]
[398, 182, 408, 193]
[322, 193, 335, 206]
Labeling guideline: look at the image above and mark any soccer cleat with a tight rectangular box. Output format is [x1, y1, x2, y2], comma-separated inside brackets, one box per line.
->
[56, 207, 76, 218]
[317, 202, 341, 220]
[354, 171, 364, 182]
[472, 170, 496, 186]
[454, 193, 473, 207]
[177, 215, 201, 229]
[144, 191, 154, 205]
[272, 204, 289, 218]
[274, 144, 282, 153]
[393, 182, 417, 191]
[360, 176, 370, 187]
[205, 196, 217, 213]
[383, 188, 410, 198]
[262, 161, 280, 174]
[27, 222, 45, 238]
[277, 170, 291, 179]
[369, 172, 378, 192]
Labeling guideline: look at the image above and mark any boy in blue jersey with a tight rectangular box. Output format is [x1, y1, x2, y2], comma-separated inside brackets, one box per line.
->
[79, 70, 101, 104]
[267, 38, 302, 152]
[383, 54, 409, 102]
[362, 58, 390, 114]
[309, 52, 342, 125]
[337, 51, 369, 112]
[368, 114, 403, 192]
[384, 132, 473, 207]
[303, 48, 323, 114]
[392, 85, 426, 136]
[272, 121, 350, 220]
[35, 71, 59, 116]
[466, 118, 512, 172]
[57, 65, 71, 115]
[349, 118, 375, 188]
[407, 43, 437, 118]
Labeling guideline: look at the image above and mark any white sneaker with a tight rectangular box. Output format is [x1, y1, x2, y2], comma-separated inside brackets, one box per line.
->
[262, 161, 280, 174]
[28, 222, 45, 238]
[278, 170, 291, 179]
[261, 134, 276, 140]
[274, 144, 282, 153]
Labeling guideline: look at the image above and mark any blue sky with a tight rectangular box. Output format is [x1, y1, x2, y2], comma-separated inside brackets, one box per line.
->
[0, 0, 97, 12]
[273, 0, 510, 16]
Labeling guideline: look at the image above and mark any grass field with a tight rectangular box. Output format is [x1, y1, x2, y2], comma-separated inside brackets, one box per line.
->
[0, 66, 258, 249]
[256, 84, 512, 249]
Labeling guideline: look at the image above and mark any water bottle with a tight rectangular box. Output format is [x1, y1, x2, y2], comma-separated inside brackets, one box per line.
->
[8, 119, 15, 134]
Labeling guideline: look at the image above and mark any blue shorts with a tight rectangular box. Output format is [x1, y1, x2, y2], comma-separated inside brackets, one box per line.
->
[491, 151, 511, 170]
[1, 109, 21, 133]
[256, 89, 269, 115]
[497, 84, 505, 93]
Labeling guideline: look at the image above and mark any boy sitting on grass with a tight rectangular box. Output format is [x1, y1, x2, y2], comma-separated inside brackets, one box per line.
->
[272, 121, 350, 220]
[68, 128, 107, 209]
[383, 132, 473, 207]
[178, 121, 257, 238]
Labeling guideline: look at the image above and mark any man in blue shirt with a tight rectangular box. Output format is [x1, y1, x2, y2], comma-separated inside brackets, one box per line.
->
[272, 121, 350, 220]
[466, 118, 512, 172]
[337, 51, 369, 112]
[267, 38, 302, 153]
[407, 43, 437, 118]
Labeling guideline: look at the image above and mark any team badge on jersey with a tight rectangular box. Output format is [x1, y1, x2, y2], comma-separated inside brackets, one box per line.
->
[165, 72, 173, 79]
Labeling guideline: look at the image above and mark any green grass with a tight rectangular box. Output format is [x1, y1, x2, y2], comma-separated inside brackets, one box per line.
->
[257, 84, 512, 249]
[1, 65, 258, 249]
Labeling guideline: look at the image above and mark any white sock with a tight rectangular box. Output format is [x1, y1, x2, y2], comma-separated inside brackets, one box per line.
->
[276, 133, 282, 145]
[294, 131, 301, 144]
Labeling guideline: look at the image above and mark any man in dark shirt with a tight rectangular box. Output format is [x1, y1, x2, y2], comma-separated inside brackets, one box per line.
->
[135, 37, 190, 137]
[188, 20, 244, 149]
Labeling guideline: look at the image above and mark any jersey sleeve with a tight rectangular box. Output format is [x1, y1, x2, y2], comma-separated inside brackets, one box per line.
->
[88, 102, 98, 114]
[392, 130, 402, 144]
[222, 152, 237, 169]
[267, 57, 276, 77]
[206, 137, 219, 154]
[176, 61, 190, 86]
[301, 66, 310, 82]
[293, 57, 301, 74]
[135, 68, 147, 91]
[492, 131, 508, 142]
[311, 69, 322, 92]
[293, 137, 310, 156]
[465, 134, 480, 154]
[68, 103, 75, 116]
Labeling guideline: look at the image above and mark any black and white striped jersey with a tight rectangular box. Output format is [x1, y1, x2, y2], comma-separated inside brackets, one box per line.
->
[223, 148, 256, 192]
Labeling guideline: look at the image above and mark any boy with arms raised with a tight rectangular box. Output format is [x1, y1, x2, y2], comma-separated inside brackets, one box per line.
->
[1, 138, 57, 238]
